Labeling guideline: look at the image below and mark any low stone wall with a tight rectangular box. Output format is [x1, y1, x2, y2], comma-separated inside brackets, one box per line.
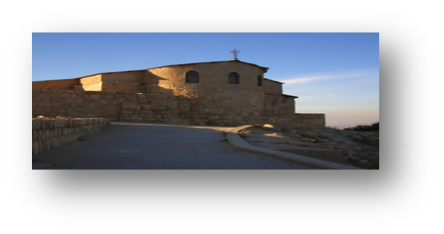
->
[261, 113, 325, 130]
[32, 117, 110, 155]
[293, 114, 325, 130]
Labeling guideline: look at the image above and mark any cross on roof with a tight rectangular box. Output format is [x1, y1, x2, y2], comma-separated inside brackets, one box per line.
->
[230, 49, 240, 60]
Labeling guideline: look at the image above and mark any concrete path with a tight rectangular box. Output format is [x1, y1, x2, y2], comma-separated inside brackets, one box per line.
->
[32, 122, 315, 169]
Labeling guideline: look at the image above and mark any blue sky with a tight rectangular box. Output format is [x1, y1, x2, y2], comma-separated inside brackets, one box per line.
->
[32, 33, 379, 128]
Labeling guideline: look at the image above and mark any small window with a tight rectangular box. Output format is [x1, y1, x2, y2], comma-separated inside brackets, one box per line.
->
[229, 72, 239, 84]
[186, 71, 199, 83]
[257, 75, 262, 86]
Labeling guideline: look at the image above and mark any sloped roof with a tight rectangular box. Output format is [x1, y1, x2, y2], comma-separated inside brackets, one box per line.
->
[148, 59, 269, 72]
[283, 94, 298, 99]
[264, 78, 284, 84]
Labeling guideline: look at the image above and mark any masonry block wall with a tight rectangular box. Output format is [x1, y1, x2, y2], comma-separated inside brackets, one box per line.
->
[32, 90, 325, 129]
[32, 79, 79, 90]
[33, 90, 121, 120]
[293, 114, 325, 129]
[78, 74, 102, 91]
[32, 117, 110, 155]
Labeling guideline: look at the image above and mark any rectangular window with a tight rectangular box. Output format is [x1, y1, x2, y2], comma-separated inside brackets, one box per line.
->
[229, 73, 239, 84]
[186, 71, 199, 83]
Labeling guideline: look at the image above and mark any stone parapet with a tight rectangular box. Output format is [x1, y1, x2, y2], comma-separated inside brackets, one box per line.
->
[292, 113, 325, 130]
[32, 117, 110, 155]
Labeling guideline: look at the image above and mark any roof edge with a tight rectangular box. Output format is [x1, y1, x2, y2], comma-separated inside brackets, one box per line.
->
[148, 59, 269, 72]
[283, 94, 299, 98]
[264, 78, 284, 84]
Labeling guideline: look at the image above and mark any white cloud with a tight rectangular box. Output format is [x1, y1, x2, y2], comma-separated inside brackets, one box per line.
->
[278, 71, 373, 85]
[296, 95, 329, 100]
[282, 75, 336, 84]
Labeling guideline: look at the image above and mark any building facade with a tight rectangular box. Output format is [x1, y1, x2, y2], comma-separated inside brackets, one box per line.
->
[32, 59, 325, 129]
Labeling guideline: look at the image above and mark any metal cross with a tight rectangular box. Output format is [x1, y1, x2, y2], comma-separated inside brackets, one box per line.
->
[230, 49, 240, 60]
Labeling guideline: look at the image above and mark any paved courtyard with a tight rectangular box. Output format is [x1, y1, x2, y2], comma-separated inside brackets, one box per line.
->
[32, 122, 315, 169]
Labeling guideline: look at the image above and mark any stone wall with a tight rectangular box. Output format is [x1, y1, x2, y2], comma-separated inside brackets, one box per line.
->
[264, 94, 284, 114]
[263, 79, 283, 96]
[79, 74, 102, 91]
[282, 96, 296, 114]
[32, 90, 121, 120]
[32, 117, 110, 155]
[32, 89, 325, 129]
[293, 114, 325, 130]
[102, 81, 143, 92]
[32, 79, 80, 90]
[118, 89, 267, 126]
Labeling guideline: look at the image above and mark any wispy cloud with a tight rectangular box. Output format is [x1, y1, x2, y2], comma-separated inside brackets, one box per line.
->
[282, 75, 336, 84]
[278, 71, 374, 85]
[297, 96, 330, 100]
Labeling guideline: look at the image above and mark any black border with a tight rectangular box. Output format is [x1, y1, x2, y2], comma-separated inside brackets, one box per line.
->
[20, 21, 423, 214]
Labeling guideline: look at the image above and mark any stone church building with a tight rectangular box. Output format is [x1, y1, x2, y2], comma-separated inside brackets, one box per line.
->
[32, 59, 325, 129]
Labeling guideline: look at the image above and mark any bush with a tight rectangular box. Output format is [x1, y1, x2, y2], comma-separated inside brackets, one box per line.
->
[344, 122, 379, 132]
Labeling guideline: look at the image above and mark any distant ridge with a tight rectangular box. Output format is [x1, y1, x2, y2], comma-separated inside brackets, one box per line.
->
[329, 122, 380, 130]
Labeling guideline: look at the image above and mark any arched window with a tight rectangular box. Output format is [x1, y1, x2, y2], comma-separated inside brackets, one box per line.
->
[257, 75, 262, 86]
[186, 71, 199, 83]
[228, 72, 239, 84]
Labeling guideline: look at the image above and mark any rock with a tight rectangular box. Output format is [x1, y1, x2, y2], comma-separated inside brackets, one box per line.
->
[347, 152, 362, 162]
[368, 136, 379, 144]
[263, 124, 274, 130]
[322, 144, 335, 149]
[361, 151, 379, 159]
[338, 143, 350, 149]
[263, 124, 281, 132]
[352, 134, 366, 141]
[318, 131, 334, 139]
[297, 130, 319, 139]
[334, 144, 347, 150]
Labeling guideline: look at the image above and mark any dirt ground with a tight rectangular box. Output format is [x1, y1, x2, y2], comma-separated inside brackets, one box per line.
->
[239, 125, 379, 169]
